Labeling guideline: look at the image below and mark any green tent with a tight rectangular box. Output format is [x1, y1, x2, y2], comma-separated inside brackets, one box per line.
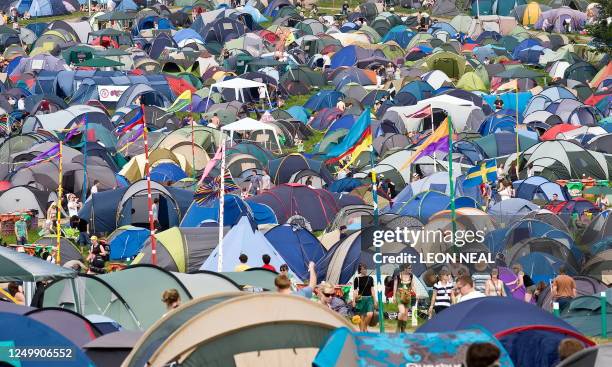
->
[0, 246, 76, 282]
[75, 57, 124, 68]
[425, 51, 467, 80]
[456, 71, 488, 92]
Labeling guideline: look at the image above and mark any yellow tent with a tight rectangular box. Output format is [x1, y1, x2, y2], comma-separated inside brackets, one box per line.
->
[119, 148, 193, 183]
[523, 2, 541, 26]
[456, 72, 488, 92]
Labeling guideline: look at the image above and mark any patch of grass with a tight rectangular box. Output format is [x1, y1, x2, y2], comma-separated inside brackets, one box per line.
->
[19, 12, 88, 26]
[1, 232, 42, 246]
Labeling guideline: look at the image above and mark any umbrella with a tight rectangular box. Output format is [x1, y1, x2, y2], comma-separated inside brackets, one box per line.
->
[495, 67, 543, 79]
[584, 186, 612, 195]
[75, 57, 124, 68]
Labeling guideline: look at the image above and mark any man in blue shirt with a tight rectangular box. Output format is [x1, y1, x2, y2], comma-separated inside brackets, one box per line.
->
[14, 215, 28, 246]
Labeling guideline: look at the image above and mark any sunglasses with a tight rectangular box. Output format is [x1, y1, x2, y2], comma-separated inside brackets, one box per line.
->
[323, 293, 334, 297]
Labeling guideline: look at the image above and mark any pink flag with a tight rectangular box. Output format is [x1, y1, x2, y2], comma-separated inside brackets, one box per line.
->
[199, 144, 223, 184]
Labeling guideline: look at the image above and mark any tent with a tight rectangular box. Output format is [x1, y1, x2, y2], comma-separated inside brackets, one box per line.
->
[24, 307, 101, 348]
[141, 293, 353, 367]
[221, 117, 283, 153]
[557, 343, 612, 367]
[209, 77, 271, 108]
[107, 226, 150, 260]
[418, 297, 594, 367]
[314, 327, 514, 367]
[134, 227, 227, 273]
[84, 330, 143, 367]
[0, 312, 93, 366]
[200, 216, 293, 274]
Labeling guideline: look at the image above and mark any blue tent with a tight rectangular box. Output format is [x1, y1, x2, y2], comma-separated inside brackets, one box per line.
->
[0, 312, 94, 366]
[286, 106, 309, 123]
[504, 219, 582, 263]
[150, 163, 188, 183]
[483, 92, 533, 115]
[200, 216, 294, 275]
[417, 297, 594, 367]
[488, 198, 539, 226]
[384, 190, 477, 223]
[514, 176, 570, 202]
[517, 45, 548, 64]
[181, 194, 254, 227]
[314, 327, 514, 367]
[328, 177, 363, 193]
[304, 90, 343, 111]
[327, 115, 355, 132]
[173, 28, 205, 45]
[517, 252, 578, 283]
[395, 80, 435, 106]
[265, 224, 327, 281]
[116, 0, 138, 11]
[20, 0, 69, 17]
[107, 226, 150, 260]
[381, 25, 415, 48]
[247, 201, 278, 225]
[512, 39, 542, 59]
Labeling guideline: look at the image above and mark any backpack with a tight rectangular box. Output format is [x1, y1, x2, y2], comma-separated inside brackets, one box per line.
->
[523, 274, 534, 288]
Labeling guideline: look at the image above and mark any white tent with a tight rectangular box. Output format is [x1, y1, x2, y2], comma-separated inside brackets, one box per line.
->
[209, 77, 272, 108]
[221, 117, 282, 153]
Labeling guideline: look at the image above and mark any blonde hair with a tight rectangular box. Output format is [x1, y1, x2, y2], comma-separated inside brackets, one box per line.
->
[162, 289, 180, 306]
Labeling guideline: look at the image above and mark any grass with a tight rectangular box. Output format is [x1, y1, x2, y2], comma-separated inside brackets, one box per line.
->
[19, 12, 88, 26]
[1, 232, 42, 246]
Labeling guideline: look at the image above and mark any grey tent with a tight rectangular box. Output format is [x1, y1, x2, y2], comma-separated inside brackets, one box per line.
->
[84, 330, 143, 367]
[0, 186, 58, 218]
[0, 246, 76, 282]
[116, 83, 170, 109]
[557, 343, 612, 367]
[432, 0, 461, 17]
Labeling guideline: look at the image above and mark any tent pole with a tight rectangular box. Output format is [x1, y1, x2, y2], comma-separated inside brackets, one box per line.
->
[70, 278, 82, 315]
[56, 142, 63, 265]
[448, 116, 457, 250]
[217, 138, 227, 272]
[24, 282, 35, 307]
[82, 114, 88, 202]
[142, 104, 157, 266]
[191, 106, 196, 183]
[369, 111, 384, 333]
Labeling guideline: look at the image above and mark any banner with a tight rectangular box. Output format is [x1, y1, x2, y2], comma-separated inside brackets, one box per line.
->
[98, 85, 130, 102]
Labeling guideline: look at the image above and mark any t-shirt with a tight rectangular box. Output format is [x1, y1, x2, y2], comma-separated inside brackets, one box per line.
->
[262, 264, 276, 272]
[68, 201, 79, 217]
[457, 290, 486, 303]
[354, 275, 374, 297]
[15, 220, 27, 238]
[433, 281, 454, 308]
[472, 273, 489, 294]
[261, 174, 271, 190]
[554, 274, 576, 298]
[250, 175, 262, 193]
[234, 263, 250, 272]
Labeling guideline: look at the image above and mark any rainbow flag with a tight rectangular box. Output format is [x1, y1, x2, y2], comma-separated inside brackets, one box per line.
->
[325, 109, 372, 163]
[166, 90, 192, 114]
[401, 118, 450, 170]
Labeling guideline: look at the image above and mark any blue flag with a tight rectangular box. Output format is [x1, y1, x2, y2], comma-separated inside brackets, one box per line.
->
[463, 160, 497, 187]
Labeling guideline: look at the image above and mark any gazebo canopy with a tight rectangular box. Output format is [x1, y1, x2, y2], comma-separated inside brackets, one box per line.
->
[221, 118, 282, 153]
[209, 78, 272, 107]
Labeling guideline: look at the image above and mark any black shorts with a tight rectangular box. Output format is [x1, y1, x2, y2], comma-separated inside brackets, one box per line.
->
[433, 305, 449, 314]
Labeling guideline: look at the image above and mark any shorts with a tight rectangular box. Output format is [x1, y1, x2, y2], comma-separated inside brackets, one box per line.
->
[16, 236, 26, 246]
[433, 305, 449, 315]
[355, 296, 374, 315]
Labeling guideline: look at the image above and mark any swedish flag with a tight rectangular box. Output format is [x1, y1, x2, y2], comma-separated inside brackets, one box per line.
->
[464, 160, 498, 187]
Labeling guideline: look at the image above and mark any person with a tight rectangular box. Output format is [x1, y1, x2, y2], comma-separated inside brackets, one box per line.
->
[161, 289, 181, 316]
[14, 214, 28, 246]
[533, 281, 547, 303]
[319, 283, 350, 316]
[498, 179, 513, 201]
[385, 62, 395, 81]
[208, 113, 220, 129]
[509, 263, 535, 302]
[235, 253, 250, 271]
[90, 180, 100, 196]
[429, 268, 455, 317]
[550, 193, 561, 204]
[393, 264, 415, 332]
[394, 66, 401, 81]
[17, 96, 25, 111]
[336, 98, 346, 112]
[480, 182, 492, 209]
[552, 267, 576, 311]
[67, 194, 81, 218]
[465, 342, 501, 367]
[7, 282, 25, 305]
[485, 268, 506, 297]
[456, 275, 485, 303]
[341, 1, 349, 16]
[596, 193, 609, 210]
[563, 17, 571, 33]
[353, 263, 376, 332]
[248, 170, 262, 196]
[279, 263, 298, 290]
[483, 57, 490, 65]
[261, 170, 271, 190]
[86, 236, 107, 275]
[339, 225, 348, 241]
[152, 198, 159, 229]
[558, 338, 585, 362]
[46, 247, 58, 264]
[258, 85, 267, 109]
[275, 261, 316, 298]
[305, 178, 315, 189]
[46, 202, 58, 234]
[261, 254, 276, 272]
[494, 95, 504, 110]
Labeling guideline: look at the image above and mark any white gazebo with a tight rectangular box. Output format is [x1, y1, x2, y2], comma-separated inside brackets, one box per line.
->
[209, 77, 272, 109]
[221, 117, 282, 153]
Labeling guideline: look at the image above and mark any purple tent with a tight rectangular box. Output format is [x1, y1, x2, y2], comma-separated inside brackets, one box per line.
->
[534, 7, 587, 33]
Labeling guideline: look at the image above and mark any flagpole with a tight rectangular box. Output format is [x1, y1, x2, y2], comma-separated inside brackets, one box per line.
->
[515, 84, 520, 178]
[142, 104, 157, 266]
[191, 108, 196, 183]
[431, 105, 437, 172]
[447, 116, 457, 249]
[369, 111, 384, 333]
[217, 138, 226, 272]
[56, 142, 63, 264]
[81, 115, 88, 202]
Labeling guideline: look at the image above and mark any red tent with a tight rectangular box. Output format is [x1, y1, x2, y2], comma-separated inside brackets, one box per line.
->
[541, 123, 579, 140]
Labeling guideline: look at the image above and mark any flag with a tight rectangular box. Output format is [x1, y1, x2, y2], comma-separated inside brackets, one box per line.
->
[194, 170, 239, 206]
[463, 160, 498, 187]
[404, 104, 432, 119]
[64, 118, 85, 141]
[413, 135, 449, 161]
[199, 144, 223, 184]
[497, 79, 518, 92]
[166, 90, 192, 114]
[22, 144, 60, 169]
[325, 109, 372, 163]
[116, 108, 144, 135]
[343, 133, 372, 169]
[401, 118, 450, 170]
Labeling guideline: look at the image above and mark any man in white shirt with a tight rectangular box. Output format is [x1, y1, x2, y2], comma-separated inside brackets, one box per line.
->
[261, 170, 271, 191]
[456, 275, 485, 303]
[17, 96, 25, 111]
[90, 180, 99, 197]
